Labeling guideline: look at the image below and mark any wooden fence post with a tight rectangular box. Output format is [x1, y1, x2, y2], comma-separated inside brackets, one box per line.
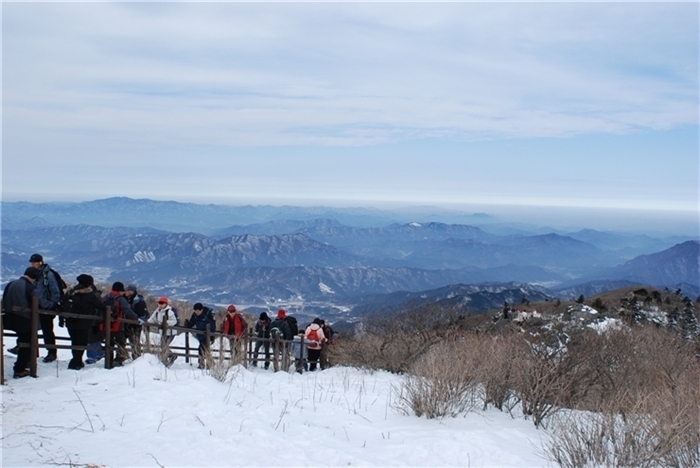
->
[1, 310, 5, 385]
[104, 306, 112, 369]
[29, 297, 39, 377]
[185, 331, 190, 363]
[273, 336, 280, 372]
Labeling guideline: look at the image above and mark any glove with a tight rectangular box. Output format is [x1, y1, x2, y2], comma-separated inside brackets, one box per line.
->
[58, 317, 65, 328]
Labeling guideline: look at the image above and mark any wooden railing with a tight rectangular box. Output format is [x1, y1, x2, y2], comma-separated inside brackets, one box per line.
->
[1, 297, 326, 384]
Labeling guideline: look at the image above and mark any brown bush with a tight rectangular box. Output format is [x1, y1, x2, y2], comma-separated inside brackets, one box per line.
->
[396, 339, 484, 418]
[545, 327, 700, 467]
[476, 332, 523, 413]
[333, 303, 463, 373]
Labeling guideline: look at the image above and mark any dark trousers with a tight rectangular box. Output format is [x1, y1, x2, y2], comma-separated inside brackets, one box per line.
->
[197, 340, 210, 367]
[67, 327, 89, 366]
[307, 348, 322, 371]
[40, 313, 56, 357]
[253, 340, 270, 367]
[14, 332, 32, 373]
[111, 330, 128, 364]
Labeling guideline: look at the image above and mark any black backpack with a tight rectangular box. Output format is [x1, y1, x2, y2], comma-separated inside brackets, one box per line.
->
[57, 290, 75, 313]
[166, 307, 180, 327]
[286, 316, 298, 336]
[43, 267, 67, 300]
[270, 326, 282, 340]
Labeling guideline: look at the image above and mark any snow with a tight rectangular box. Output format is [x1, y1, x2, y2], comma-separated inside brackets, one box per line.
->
[587, 317, 624, 333]
[2, 344, 552, 467]
[318, 282, 335, 294]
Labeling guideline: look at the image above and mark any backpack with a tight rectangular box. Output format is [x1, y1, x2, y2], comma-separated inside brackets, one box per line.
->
[270, 326, 282, 340]
[57, 291, 75, 314]
[43, 268, 67, 303]
[166, 307, 180, 327]
[307, 327, 320, 343]
[100, 295, 122, 333]
[286, 316, 298, 336]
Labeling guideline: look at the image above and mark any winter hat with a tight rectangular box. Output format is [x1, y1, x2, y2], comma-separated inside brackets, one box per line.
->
[76, 274, 95, 287]
[29, 253, 44, 263]
[158, 296, 169, 304]
[277, 309, 287, 319]
[23, 267, 41, 280]
[126, 284, 138, 293]
[227, 305, 237, 313]
[193, 302, 204, 311]
[111, 281, 125, 292]
[260, 312, 269, 321]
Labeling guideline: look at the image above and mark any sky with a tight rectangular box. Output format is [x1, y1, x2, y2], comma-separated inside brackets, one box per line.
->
[2, 2, 698, 231]
[2, 343, 552, 467]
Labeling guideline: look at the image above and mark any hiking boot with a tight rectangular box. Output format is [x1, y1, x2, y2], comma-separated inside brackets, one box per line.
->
[112, 360, 124, 367]
[42, 354, 57, 363]
[8, 345, 19, 355]
[13, 369, 31, 379]
[85, 359, 96, 365]
[68, 361, 85, 370]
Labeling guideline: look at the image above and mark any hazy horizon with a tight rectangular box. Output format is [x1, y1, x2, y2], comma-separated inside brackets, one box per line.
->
[2, 195, 697, 237]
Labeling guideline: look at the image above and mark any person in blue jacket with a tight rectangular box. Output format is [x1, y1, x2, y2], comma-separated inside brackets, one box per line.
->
[184, 303, 216, 369]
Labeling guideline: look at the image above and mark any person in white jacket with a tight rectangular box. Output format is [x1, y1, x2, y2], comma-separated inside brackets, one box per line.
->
[147, 296, 178, 365]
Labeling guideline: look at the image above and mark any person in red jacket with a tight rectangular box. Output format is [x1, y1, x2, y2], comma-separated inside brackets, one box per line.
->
[222, 305, 247, 362]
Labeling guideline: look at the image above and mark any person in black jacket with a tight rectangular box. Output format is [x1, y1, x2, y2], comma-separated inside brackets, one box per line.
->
[183, 303, 216, 369]
[269, 309, 292, 340]
[2, 267, 41, 378]
[124, 284, 148, 358]
[66, 275, 106, 370]
[252, 312, 271, 369]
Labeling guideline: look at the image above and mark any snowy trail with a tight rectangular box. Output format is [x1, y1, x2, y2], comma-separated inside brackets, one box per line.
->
[2, 350, 552, 467]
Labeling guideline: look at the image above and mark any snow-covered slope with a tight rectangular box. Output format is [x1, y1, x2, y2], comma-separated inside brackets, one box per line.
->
[2, 349, 551, 467]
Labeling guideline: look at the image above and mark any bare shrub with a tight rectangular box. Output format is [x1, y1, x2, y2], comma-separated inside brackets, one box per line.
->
[477, 332, 523, 413]
[546, 385, 700, 468]
[203, 343, 237, 383]
[511, 336, 575, 428]
[140, 328, 176, 367]
[397, 339, 483, 418]
[334, 303, 463, 373]
[545, 326, 700, 467]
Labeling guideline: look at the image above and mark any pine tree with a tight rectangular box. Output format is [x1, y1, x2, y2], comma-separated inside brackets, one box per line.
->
[682, 303, 699, 341]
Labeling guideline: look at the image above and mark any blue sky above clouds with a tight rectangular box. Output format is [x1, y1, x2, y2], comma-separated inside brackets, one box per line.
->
[2, 2, 698, 231]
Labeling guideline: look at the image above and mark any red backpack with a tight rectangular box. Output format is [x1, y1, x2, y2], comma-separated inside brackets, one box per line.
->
[99, 295, 123, 333]
[307, 327, 320, 343]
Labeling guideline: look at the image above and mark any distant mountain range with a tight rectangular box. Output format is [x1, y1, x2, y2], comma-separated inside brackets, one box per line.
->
[1, 198, 697, 321]
[1, 197, 496, 234]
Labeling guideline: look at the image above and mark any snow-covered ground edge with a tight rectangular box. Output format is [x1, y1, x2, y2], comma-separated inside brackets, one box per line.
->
[2, 347, 554, 467]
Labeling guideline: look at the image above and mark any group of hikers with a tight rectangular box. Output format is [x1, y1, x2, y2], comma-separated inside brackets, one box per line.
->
[2, 254, 334, 379]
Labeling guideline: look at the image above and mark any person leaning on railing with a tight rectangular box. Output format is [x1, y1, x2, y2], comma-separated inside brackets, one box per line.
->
[183, 303, 216, 369]
[2, 267, 42, 378]
[146, 296, 178, 366]
[65, 274, 106, 370]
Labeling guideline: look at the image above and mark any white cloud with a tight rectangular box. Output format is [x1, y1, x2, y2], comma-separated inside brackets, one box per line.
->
[3, 2, 697, 148]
